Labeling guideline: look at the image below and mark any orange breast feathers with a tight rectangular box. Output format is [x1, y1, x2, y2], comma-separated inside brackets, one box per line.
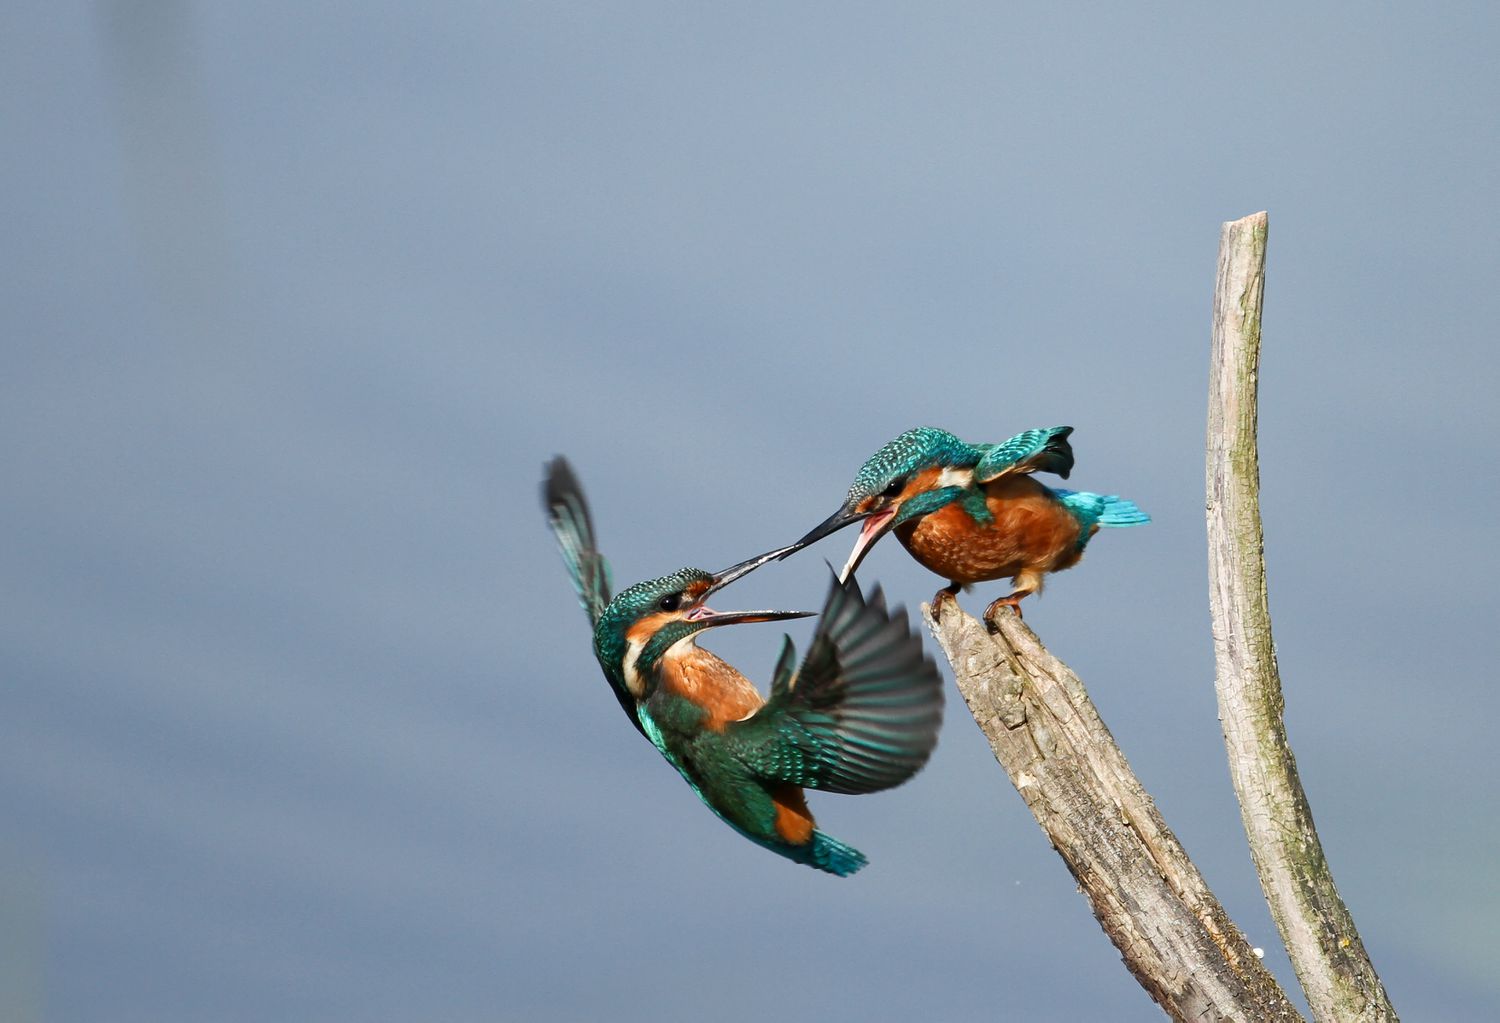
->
[895, 476, 1083, 584]
[654, 644, 766, 732]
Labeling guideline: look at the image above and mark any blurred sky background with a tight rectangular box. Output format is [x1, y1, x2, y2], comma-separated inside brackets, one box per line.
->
[4, 3, 1497, 1021]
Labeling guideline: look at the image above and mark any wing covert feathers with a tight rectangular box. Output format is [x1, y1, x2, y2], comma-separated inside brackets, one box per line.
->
[975, 426, 1075, 482]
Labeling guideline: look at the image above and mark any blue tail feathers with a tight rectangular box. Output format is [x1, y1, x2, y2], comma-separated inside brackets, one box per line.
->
[1052, 488, 1151, 541]
[1096, 495, 1150, 526]
[724, 816, 869, 876]
[809, 831, 869, 876]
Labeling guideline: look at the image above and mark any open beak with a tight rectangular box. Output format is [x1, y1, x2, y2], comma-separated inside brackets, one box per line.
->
[688, 543, 816, 627]
[835, 506, 897, 583]
[775, 502, 898, 583]
[786, 504, 865, 552]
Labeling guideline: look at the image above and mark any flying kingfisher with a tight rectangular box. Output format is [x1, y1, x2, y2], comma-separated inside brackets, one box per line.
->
[783, 427, 1149, 620]
[543, 456, 943, 876]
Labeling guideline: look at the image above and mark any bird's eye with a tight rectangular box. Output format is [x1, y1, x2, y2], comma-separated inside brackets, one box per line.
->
[658, 592, 683, 612]
[880, 478, 906, 498]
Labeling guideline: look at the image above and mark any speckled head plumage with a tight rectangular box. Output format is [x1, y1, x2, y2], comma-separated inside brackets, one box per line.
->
[592, 567, 714, 687]
[593, 557, 810, 700]
[845, 427, 981, 502]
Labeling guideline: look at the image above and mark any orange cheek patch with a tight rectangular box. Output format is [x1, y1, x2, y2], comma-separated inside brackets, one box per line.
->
[902, 466, 944, 500]
[625, 612, 675, 647]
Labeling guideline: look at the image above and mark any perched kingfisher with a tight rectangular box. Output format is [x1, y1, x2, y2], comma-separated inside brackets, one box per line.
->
[784, 427, 1149, 620]
[543, 456, 943, 876]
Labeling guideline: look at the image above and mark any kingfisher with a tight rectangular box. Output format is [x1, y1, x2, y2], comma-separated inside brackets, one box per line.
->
[783, 426, 1149, 620]
[543, 456, 943, 877]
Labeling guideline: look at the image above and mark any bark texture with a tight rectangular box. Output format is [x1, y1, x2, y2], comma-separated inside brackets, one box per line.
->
[1206, 211, 1398, 1022]
[923, 601, 1302, 1023]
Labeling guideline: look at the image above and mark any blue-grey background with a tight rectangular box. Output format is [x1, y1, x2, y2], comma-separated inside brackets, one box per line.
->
[4, 4, 1496, 1020]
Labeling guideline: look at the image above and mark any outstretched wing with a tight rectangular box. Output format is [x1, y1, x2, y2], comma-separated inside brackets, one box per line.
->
[726, 573, 942, 795]
[975, 426, 1074, 482]
[543, 456, 646, 736]
[541, 456, 612, 626]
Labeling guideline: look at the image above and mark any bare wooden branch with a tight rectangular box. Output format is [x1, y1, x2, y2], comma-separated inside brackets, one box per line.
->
[923, 602, 1302, 1023]
[1207, 211, 1398, 1023]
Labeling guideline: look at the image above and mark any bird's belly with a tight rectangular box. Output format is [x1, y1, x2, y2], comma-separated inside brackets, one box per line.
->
[897, 489, 1082, 584]
[768, 784, 815, 844]
[667, 727, 817, 847]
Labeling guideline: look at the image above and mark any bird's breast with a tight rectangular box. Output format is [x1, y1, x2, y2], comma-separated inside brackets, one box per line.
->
[657, 646, 765, 732]
[896, 477, 1083, 583]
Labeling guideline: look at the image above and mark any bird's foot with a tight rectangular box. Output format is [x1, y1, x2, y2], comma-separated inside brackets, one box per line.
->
[931, 583, 963, 623]
[983, 594, 1025, 629]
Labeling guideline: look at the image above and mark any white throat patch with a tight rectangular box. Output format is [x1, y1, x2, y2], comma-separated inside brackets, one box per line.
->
[622, 629, 700, 698]
[936, 465, 974, 489]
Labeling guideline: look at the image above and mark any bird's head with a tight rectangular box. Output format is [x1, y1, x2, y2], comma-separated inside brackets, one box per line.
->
[784, 427, 980, 581]
[593, 546, 812, 699]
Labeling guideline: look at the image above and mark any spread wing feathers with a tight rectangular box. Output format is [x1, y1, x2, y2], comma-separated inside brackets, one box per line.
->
[975, 426, 1075, 482]
[541, 456, 612, 626]
[727, 574, 943, 795]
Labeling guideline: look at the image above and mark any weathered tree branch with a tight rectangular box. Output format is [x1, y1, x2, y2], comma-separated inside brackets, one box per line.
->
[923, 602, 1302, 1023]
[1207, 211, 1398, 1022]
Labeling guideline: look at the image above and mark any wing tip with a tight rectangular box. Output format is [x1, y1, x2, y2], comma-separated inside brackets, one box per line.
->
[541, 454, 583, 517]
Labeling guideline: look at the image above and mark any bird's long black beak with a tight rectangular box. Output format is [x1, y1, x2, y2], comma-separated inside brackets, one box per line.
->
[704, 543, 803, 597]
[777, 502, 898, 582]
[776, 504, 868, 562]
[685, 606, 815, 628]
[691, 543, 814, 627]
